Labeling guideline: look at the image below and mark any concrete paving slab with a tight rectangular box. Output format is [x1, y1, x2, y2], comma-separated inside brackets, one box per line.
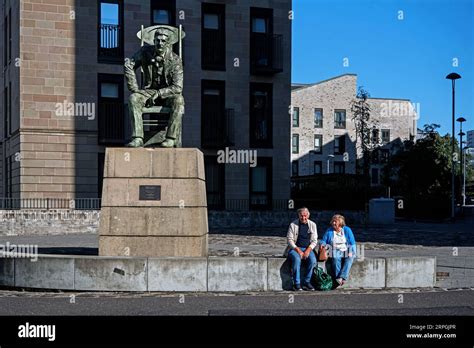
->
[74, 257, 147, 291]
[0, 258, 14, 286]
[386, 257, 436, 288]
[148, 258, 207, 291]
[208, 257, 267, 292]
[15, 255, 74, 290]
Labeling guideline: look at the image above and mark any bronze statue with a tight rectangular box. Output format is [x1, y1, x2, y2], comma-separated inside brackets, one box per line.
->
[124, 25, 185, 148]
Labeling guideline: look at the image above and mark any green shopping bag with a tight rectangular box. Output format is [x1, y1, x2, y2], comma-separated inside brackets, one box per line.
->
[312, 266, 333, 291]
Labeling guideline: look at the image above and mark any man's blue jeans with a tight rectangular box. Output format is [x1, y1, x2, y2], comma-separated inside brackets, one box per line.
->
[288, 247, 316, 285]
[331, 249, 355, 280]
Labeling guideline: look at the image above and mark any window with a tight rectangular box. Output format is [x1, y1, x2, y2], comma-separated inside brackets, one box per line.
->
[292, 134, 299, 154]
[291, 161, 298, 176]
[250, 7, 282, 75]
[334, 162, 345, 174]
[314, 134, 322, 154]
[371, 168, 379, 185]
[371, 150, 379, 164]
[334, 110, 346, 129]
[292, 107, 299, 127]
[382, 129, 390, 144]
[252, 17, 268, 33]
[98, 0, 124, 63]
[3, 12, 7, 67]
[250, 157, 272, 210]
[381, 149, 390, 163]
[3, 85, 8, 138]
[250, 83, 273, 148]
[314, 161, 322, 174]
[8, 8, 11, 63]
[205, 156, 225, 210]
[372, 129, 380, 144]
[201, 80, 226, 148]
[5, 155, 12, 198]
[314, 108, 323, 128]
[334, 134, 345, 155]
[98, 74, 124, 144]
[202, 3, 225, 70]
[151, 0, 175, 25]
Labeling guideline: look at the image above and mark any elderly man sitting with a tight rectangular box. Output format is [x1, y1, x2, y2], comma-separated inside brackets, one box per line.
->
[285, 207, 318, 291]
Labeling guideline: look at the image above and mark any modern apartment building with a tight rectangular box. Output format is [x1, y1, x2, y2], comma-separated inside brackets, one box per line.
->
[467, 130, 474, 148]
[291, 74, 418, 185]
[0, 0, 292, 210]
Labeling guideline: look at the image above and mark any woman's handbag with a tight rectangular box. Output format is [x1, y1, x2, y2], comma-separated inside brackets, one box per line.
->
[317, 244, 328, 261]
[312, 266, 333, 291]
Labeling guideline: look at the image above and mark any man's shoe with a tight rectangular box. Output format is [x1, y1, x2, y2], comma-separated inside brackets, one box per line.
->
[293, 284, 303, 291]
[159, 138, 175, 148]
[126, 138, 144, 148]
[302, 283, 315, 291]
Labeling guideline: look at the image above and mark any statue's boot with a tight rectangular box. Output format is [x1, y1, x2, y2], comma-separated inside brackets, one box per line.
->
[159, 138, 175, 148]
[126, 138, 144, 147]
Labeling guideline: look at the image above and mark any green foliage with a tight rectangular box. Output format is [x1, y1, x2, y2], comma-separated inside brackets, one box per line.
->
[291, 174, 384, 210]
[383, 132, 461, 218]
[350, 87, 378, 177]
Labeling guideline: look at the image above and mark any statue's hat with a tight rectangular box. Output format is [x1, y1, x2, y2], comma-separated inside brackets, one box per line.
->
[137, 25, 185, 45]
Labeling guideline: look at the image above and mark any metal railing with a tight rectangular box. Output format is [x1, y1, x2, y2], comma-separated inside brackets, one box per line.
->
[99, 24, 123, 61]
[210, 199, 290, 211]
[250, 33, 283, 75]
[0, 198, 102, 210]
[202, 29, 225, 69]
[98, 101, 124, 144]
[202, 108, 235, 148]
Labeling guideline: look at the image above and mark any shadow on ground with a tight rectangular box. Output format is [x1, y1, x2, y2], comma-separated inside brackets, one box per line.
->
[210, 219, 474, 247]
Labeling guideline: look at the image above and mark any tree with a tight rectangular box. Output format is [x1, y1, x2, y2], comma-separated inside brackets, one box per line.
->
[350, 87, 379, 178]
[383, 130, 462, 218]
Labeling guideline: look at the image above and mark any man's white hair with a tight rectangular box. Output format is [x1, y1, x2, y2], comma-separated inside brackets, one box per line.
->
[297, 207, 310, 216]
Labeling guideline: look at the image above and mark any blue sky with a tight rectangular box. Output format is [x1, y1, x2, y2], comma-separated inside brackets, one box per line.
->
[292, 0, 474, 136]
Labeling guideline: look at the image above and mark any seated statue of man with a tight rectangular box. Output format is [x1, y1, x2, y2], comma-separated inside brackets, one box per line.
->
[124, 26, 184, 148]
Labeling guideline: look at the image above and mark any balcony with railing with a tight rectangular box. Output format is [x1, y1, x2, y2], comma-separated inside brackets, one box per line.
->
[250, 33, 283, 75]
[98, 101, 124, 145]
[201, 108, 235, 148]
[98, 24, 123, 63]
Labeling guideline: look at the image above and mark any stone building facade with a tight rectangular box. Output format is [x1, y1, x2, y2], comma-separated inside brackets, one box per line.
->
[0, 0, 292, 210]
[291, 74, 417, 185]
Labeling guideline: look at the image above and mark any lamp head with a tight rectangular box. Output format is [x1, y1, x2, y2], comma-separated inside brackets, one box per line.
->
[446, 73, 461, 80]
[456, 117, 467, 123]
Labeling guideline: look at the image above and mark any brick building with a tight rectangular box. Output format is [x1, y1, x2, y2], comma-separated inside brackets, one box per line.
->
[0, 0, 292, 210]
[291, 74, 418, 185]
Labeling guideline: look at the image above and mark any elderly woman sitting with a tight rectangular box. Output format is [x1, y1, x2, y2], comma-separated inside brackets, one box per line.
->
[319, 214, 356, 287]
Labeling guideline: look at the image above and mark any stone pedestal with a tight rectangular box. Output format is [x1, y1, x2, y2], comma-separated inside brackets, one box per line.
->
[99, 148, 208, 257]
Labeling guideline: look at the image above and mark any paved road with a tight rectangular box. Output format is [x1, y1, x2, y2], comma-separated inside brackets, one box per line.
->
[0, 288, 472, 316]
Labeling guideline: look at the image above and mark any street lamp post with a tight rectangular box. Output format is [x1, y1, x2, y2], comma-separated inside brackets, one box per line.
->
[457, 117, 466, 184]
[463, 146, 472, 206]
[446, 73, 461, 219]
[327, 154, 335, 174]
